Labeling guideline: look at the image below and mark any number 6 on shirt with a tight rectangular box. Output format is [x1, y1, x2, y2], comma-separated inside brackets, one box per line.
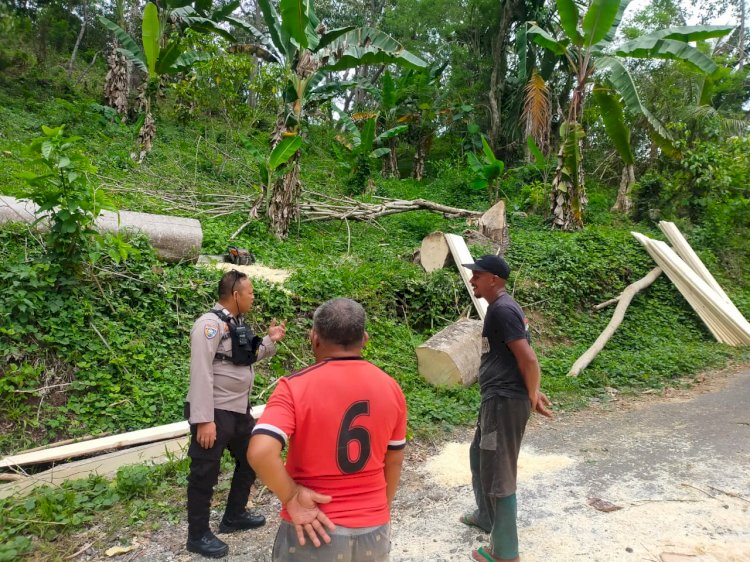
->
[336, 401, 372, 474]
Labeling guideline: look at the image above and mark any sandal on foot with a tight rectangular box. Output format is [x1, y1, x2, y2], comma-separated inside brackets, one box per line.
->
[470, 546, 503, 562]
[459, 512, 491, 533]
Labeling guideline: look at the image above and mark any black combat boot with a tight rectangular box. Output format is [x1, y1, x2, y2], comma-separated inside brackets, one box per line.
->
[218, 510, 266, 533]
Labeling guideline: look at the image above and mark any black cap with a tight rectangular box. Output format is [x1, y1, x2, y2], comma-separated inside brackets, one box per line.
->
[462, 254, 510, 279]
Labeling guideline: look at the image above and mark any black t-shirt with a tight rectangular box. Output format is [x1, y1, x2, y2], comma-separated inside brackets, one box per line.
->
[477, 292, 531, 400]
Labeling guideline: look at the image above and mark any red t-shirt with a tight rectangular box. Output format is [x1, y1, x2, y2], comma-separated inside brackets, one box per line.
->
[253, 357, 407, 527]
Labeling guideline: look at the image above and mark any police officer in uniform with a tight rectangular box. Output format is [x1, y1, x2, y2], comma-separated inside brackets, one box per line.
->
[185, 269, 286, 558]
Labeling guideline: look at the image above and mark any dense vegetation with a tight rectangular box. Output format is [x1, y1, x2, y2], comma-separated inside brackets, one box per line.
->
[0, 0, 748, 558]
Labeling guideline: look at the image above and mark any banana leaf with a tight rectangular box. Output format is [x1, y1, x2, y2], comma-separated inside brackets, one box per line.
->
[582, 0, 622, 47]
[556, 0, 582, 45]
[99, 16, 146, 71]
[318, 27, 427, 72]
[269, 136, 303, 170]
[528, 25, 568, 56]
[592, 85, 634, 165]
[616, 37, 720, 75]
[142, 2, 160, 77]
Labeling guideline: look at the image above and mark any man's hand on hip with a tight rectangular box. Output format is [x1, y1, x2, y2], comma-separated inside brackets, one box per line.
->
[285, 485, 335, 547]
[196, 421, 217, 448]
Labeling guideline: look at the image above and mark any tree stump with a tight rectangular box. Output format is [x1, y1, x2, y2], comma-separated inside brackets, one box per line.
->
[478, 200, 507, 243]
[416, 319, 483, 386]
[419, 231, 453, 272]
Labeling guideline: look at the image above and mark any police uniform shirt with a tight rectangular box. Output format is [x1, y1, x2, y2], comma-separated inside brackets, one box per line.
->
[186, 304, 276, 424]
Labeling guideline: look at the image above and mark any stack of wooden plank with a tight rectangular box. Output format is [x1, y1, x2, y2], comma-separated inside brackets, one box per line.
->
[0, 405, 265, 499]
[632, 223, 750, 346]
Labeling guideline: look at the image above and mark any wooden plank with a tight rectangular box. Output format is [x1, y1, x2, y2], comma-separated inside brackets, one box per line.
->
[634, 235, 734, 343]
[0, 437, 189, 500]
[444, 233, 488, 320]
[658, 221, 744, 316]
[0, 405, 265, 470]
[632, 233, 750, 345]
[649, 239, 750, 344]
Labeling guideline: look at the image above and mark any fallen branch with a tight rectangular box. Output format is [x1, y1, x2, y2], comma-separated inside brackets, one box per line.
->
[568, 267, 663, 377]
[707, 485, 750, 503]
[299, 191, 482, 223]
[593, 296, 620, 310]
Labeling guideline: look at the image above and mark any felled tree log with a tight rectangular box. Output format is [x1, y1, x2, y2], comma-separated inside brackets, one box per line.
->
[568, 267, 663, 377]
[416, 319, 483, 386]
[0, 196, 202, 263]
[419, 232, 452, 272]
[478, 200, 507, 245]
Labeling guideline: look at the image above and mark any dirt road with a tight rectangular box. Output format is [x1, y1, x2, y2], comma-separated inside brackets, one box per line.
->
[133, 367, 749, 562]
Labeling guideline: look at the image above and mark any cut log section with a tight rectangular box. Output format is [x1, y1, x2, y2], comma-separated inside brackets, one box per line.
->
[0, 405, 265, 470]
[416, 319, 483, 386]
[444, 233, 488, 319]
[478, 200, 507, 243]
[568, 267, 663, 376]
[419, 231, 453, 272]
[0, 196, 203, 263]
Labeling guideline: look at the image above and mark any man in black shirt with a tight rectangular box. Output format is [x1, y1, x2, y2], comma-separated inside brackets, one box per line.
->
[460, 255, 552, 562]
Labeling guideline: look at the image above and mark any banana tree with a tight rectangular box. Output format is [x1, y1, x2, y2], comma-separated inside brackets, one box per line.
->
[241, 0, 427, 238]
[334, 112, 407, 192]
[100, 1, 245, 161]
[528, 0, 733, 229]
[592, 85, 635, 213]
[467, 135, 506, 205]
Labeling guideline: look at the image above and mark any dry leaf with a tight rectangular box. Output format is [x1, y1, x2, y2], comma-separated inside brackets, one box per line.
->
[587, 497, 622, 512]
[105, 544, 137, 557]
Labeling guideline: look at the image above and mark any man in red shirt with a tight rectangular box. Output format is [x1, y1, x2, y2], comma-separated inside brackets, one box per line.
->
[248, 298, 407, 561]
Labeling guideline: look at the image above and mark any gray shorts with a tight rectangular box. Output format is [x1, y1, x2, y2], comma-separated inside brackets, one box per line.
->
[272, 520, 391, 562]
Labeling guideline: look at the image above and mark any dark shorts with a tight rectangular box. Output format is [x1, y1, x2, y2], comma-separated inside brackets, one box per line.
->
[272, 521, 391, 562]
[474, 395, 530, 498]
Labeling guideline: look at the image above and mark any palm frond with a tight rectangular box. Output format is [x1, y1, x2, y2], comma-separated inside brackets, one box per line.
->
[522, 69, 551, 157]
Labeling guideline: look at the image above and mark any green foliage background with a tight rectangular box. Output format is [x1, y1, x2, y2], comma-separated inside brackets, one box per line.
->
[0, 0, 749, 557]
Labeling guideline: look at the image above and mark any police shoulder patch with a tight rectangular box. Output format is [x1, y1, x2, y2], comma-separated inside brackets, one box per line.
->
[204, 321, 219, 339]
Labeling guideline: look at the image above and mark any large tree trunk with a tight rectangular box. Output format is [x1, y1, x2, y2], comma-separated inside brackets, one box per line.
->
[268, 152, 301, 239]
[487, 0, 513, 152]
[382, 138, 400, 179]
[611, 163, 635, 214]
[67, 0, 88, 78]
[550, 81, 587, 230]
[412, 137, 427, 181]
[412, 135, 429, 181]
[550, 140, 586, 230]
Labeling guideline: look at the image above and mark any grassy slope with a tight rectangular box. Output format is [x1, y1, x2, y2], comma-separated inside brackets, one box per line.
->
[1, 69, 749, 560]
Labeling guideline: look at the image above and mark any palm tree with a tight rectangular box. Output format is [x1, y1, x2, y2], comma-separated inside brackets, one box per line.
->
[529, 0, 733, 229]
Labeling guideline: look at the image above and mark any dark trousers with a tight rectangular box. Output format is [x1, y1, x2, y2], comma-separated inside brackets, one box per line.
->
[470, 396, 530, 558]
[185, 404, 256, 539]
